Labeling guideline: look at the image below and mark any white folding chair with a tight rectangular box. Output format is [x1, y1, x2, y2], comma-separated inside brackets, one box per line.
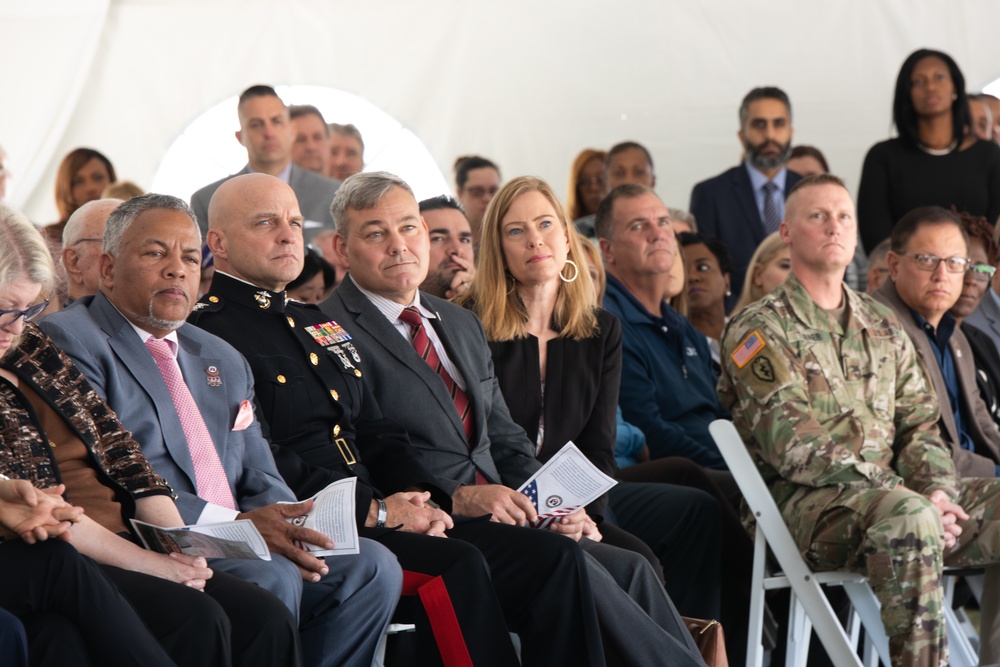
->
[375, 623, 416, 666]
[709, 419, 978, 667]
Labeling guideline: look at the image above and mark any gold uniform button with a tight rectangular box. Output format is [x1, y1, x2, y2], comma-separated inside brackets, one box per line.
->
[287, 316, 295, 327]
[277, 374, 287, 384]
[333, 424, 341, 437]
[354, 369, 362, 377]
[309, 352, 319, 365]
[208, 296, 219, 303]
[330, 389, 339, 401]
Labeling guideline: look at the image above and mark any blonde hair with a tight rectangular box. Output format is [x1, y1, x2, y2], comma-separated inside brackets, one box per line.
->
[566, 149, 606, 221]
[459, 176, 597, 341]
[732, 232, 786, 315]
[0, 204, 56, 297]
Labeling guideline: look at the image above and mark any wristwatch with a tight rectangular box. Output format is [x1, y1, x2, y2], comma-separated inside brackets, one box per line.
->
[375, 498, 387, 528]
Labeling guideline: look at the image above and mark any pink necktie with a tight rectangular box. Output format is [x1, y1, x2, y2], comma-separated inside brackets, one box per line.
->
[145, 338, 237, 510]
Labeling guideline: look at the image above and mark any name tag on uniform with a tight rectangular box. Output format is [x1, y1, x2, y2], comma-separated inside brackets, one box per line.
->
[305, 321, 352, 346]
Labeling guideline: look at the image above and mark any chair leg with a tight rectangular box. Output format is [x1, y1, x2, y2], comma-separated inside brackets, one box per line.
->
[747, 531, 768, 667]
[841, 581, 890, 666]
[944, 605, 979, 667]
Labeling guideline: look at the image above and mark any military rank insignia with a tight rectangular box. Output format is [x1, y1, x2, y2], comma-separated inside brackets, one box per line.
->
[206, 365, 222, 387]
[305, 321, 352, 346]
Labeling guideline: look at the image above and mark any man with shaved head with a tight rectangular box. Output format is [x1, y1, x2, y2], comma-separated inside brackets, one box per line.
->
[42, 191, 401, 667]
[60, 198, 122, 303]
[190, 172, 611, 667]
[720, 174, 1000, 666]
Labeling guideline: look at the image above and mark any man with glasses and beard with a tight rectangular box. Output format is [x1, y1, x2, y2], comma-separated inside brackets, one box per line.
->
[689, 86, 800, 311]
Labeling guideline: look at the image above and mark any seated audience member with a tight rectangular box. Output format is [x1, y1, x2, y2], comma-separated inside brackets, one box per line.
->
[454, 155, 501, 243]
[46, 148, 116, 242]
[950, 212, 1000, 429]
[41, 194, 398, 667]
[690, 87, 801, 311]
[0, 609, 24, 667]
[874, 206, 1000, 477]
[667, 208, 697, 234]
[326, 123, 365, 182]
[966, 231, 1000, 361]
[721, 174, 1000, 666]
[568, 148, 607, 237]
[290, 105, 330, 175]
[199, 245, 215, 298]
[417, 195, 476, 299]
[323, 171, 712, 667]
[465, 179, 751, 662]
[678, 232, 732, 368]
[307, 229, 346, 288]
[190, 85, 339, 242]
[857, 49, 1000, 253]
[730, 231, 790, 316]
[866, 238, 892, 293]
[59, 198, 122, 305]
[596, 184, 731, 473]
[286, 247, 336, 304]
[968, 94, 994, 142]
[0, 203, 301, 667]
[785, 145, 829, 177]
[101, 180, 143, 200]
[189, 172, 610, 667]
[605, 141, 656, 190]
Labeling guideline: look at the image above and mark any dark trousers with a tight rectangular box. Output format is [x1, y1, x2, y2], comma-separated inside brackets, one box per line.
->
[0, 540, 176, 667]
[103, 564, 302, 667]
[371, 518, 606, 667]
[617, 457, 755, 667]
[0, 608, 27, 667]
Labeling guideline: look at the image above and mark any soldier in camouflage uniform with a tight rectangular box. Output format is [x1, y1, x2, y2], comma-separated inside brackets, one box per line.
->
[719, 173, 1000, 667]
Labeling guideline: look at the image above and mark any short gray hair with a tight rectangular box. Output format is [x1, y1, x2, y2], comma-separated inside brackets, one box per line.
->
[104, 193, 200, 257]
[667, 208, 697, 232]
[330, 171, 414, 236]
[329, 123, 364, 151]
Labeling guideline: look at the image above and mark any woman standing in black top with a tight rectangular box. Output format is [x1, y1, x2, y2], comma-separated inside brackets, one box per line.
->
[858, 49, 1000, 252]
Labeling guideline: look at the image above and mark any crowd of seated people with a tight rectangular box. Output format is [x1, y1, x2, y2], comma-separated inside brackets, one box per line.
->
[5, 43, 1000, 666]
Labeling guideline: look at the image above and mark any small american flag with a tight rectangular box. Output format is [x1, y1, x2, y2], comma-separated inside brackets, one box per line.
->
[521, 480, 539, 509]
[731, 330, 765, 368]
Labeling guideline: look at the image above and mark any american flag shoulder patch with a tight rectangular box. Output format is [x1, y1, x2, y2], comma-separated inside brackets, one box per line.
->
[731, 330, 766, 369]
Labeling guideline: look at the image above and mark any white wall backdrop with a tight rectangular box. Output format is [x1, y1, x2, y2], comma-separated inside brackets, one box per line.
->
[3, 0, 1000, 224]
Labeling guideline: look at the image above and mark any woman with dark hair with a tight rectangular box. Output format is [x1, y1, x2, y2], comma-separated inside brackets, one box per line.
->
[858, 49, 1000, 252]
[286, 246, 337, 304]
[678, 232, 732, 368]
[47, 148, 117, 238]
[951, 210, 1000, 429]
[786, 145, 829, 177]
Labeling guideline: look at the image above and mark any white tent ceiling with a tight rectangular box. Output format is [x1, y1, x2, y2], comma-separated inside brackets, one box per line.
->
[3, 0, 1000, 224]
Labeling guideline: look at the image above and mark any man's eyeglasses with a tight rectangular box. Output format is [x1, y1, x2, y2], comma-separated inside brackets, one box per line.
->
[967, 263, 998, 283]
[0, 301, 50, 328]
[900, 253, 972, 273]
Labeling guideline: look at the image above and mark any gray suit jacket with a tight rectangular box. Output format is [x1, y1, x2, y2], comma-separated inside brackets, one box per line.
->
[190, 164, 340, 242]
[966, 288, 1000, 360]
[322, 278, 540, 494]
[875, 279, 1000, 477]
[40, 293, 295, 522]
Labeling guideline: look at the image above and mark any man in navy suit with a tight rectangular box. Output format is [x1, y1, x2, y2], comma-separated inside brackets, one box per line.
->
[41, 193, 401, 667]
[689, 86, 801, 310]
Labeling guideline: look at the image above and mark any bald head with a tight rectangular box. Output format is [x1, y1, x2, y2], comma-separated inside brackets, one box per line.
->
[62, 198, 123, 300]
[205, 173, 305, 291]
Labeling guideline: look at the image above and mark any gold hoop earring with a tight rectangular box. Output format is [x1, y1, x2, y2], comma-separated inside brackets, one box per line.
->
[560, 260, 580, 283]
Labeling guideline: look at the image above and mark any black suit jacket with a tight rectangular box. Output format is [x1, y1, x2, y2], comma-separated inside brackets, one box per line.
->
[689, 165, 801, 310]
[323, 278, 541, 495]
[487, 310, 621, 520]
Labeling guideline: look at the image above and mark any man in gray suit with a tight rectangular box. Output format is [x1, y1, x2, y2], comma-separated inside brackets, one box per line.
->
[190, 85, 339, 243]
[323, 171, 708, 666]
[41, 193, 401, 667]
[874, 205, 1000, 478]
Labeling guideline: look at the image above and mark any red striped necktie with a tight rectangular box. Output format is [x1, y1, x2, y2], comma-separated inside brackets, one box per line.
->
[398, 307, 474, 441]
